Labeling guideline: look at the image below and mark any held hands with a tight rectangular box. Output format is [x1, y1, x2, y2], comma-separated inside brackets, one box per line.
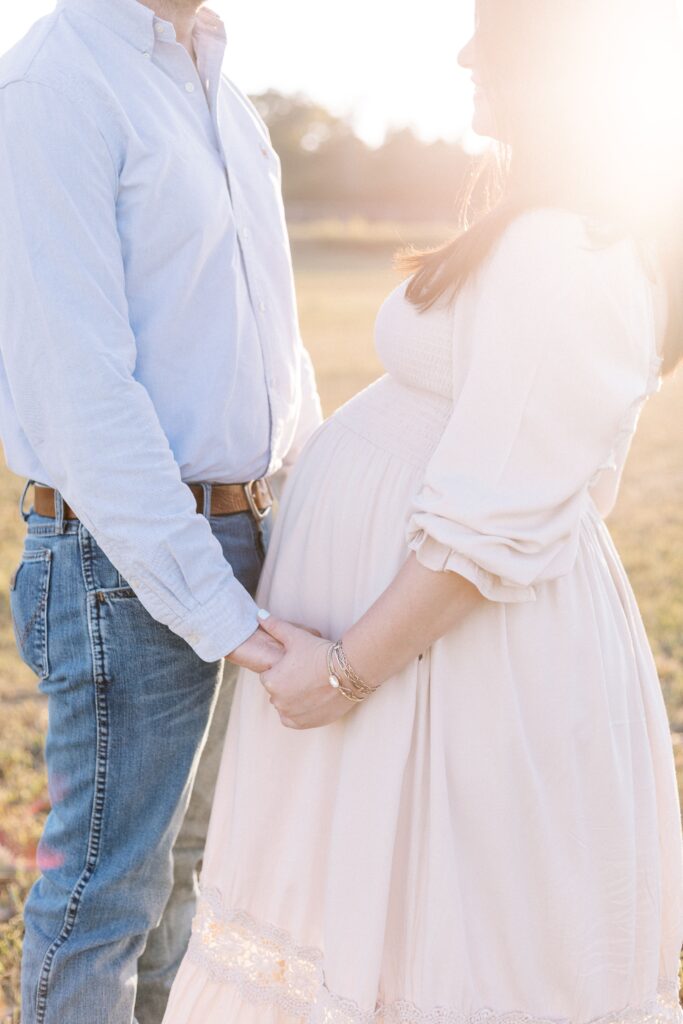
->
[227, 625, 284, 674]
[257, 611, 357, 730]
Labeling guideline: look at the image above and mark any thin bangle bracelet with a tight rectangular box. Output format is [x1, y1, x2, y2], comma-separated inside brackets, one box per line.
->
[327, 643, 365, 703]
[333, 640, 379, 696]
[326, 644, 341, 690]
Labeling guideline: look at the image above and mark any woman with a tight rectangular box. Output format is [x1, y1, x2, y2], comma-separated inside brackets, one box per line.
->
[164, 1, 683, 1020]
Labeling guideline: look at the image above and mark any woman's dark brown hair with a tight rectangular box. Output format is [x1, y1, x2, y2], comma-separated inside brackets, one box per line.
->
[402, 0, 683, 373]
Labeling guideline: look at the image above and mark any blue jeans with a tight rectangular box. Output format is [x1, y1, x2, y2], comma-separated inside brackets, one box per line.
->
[134, 640, 240, 1024]
[14, 486, 268, 1024]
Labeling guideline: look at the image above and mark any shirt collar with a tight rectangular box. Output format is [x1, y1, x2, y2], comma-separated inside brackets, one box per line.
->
[195, 6, 227, 46]
[193, 7, 228, 70]
[58, 0, 157, 52]
[58, 0, 227, 55]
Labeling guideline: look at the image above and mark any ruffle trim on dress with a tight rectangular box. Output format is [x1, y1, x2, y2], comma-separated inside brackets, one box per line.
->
[186, 889, 682, 1024]
[407, 530, 537, 604]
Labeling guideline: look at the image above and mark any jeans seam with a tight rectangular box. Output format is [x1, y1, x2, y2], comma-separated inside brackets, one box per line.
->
[37, 554, 51, 679]
[34, 544, 111, 1022]
[78, 525, 97, 594]
[27, 524, 80, 537]
[34, 673, 110, 1022]
[87, 585, 109, 687]
[12, 549, 52, 679]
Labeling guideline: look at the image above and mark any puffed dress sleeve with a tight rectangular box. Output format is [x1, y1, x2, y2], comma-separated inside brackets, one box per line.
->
[407, 210, 659, 602]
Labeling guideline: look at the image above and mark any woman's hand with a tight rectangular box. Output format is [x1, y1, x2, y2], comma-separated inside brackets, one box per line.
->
[258, 613, 357, 730]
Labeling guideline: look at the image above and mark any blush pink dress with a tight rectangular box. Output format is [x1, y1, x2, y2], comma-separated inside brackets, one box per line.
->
[163, 210, 683, 1024]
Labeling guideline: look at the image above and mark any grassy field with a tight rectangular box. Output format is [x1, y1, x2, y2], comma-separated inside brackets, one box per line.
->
[0, 230, 682, 1019]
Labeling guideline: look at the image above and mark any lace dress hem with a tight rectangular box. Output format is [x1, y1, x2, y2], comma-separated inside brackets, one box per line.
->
[186, 889, 682, 1024]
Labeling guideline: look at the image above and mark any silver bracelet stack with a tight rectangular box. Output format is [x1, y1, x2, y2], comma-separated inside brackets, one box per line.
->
[326, 640, 379, 704]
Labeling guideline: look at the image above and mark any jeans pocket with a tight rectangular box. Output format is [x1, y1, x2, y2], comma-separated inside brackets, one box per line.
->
[10, 547, 52, 679]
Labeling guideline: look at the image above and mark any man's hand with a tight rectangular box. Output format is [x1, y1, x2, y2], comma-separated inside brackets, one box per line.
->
[227, 618, 322, 674]
[258, 614, 356, 730]
[227, 626, 285, 674]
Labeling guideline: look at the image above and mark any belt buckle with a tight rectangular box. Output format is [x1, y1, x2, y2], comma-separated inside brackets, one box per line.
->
[244, 480, 271, 521]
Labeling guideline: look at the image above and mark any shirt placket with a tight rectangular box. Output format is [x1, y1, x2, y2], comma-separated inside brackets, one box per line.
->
[149, 14, 282, 479]
[152, 19, 216, 141]
[197, 35, 281, 477]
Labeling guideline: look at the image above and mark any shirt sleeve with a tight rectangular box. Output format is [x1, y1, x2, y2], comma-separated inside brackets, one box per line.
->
[407, 210, 656, 601]
[0, 78, 260, 661]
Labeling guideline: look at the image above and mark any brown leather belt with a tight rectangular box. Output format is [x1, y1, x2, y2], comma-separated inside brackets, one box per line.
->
[33, 480, 273, 522]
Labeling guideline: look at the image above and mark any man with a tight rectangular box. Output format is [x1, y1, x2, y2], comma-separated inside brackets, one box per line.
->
[0, 0, 322, 1020]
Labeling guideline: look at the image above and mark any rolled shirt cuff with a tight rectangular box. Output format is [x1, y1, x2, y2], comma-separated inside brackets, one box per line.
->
[175, 577, 261, 662]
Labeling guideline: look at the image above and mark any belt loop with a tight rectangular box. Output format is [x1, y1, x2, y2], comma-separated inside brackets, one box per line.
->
[201, 482, 212, 519]
[19, 479, 34, 523]
[53, 489, 66, 535]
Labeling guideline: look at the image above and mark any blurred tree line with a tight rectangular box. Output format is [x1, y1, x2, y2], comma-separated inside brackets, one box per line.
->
[251, 90, 474, 222]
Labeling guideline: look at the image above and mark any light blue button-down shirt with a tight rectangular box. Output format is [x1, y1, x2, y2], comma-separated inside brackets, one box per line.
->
[0, 0, 322, 660]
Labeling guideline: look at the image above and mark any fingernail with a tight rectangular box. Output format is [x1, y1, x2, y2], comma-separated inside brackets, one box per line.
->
[257, 608, 271, 620]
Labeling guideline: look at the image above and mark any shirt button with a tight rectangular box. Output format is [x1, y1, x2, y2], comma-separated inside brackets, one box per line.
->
[185, 82, 196, 93]
[242, 227, 250, 240]
[259, 301, 266, 313]
[142, 51, 151, 59]
[155, 22, 165, 35]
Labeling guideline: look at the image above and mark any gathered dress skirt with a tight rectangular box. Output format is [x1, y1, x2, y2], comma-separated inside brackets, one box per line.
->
[163, 374, 683, 1024]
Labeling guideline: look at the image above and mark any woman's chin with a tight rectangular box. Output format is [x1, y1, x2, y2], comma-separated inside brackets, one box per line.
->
[471, 101, 499, 142]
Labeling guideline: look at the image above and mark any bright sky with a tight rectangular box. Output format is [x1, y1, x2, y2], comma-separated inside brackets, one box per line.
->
[0, 1, 476, 145]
